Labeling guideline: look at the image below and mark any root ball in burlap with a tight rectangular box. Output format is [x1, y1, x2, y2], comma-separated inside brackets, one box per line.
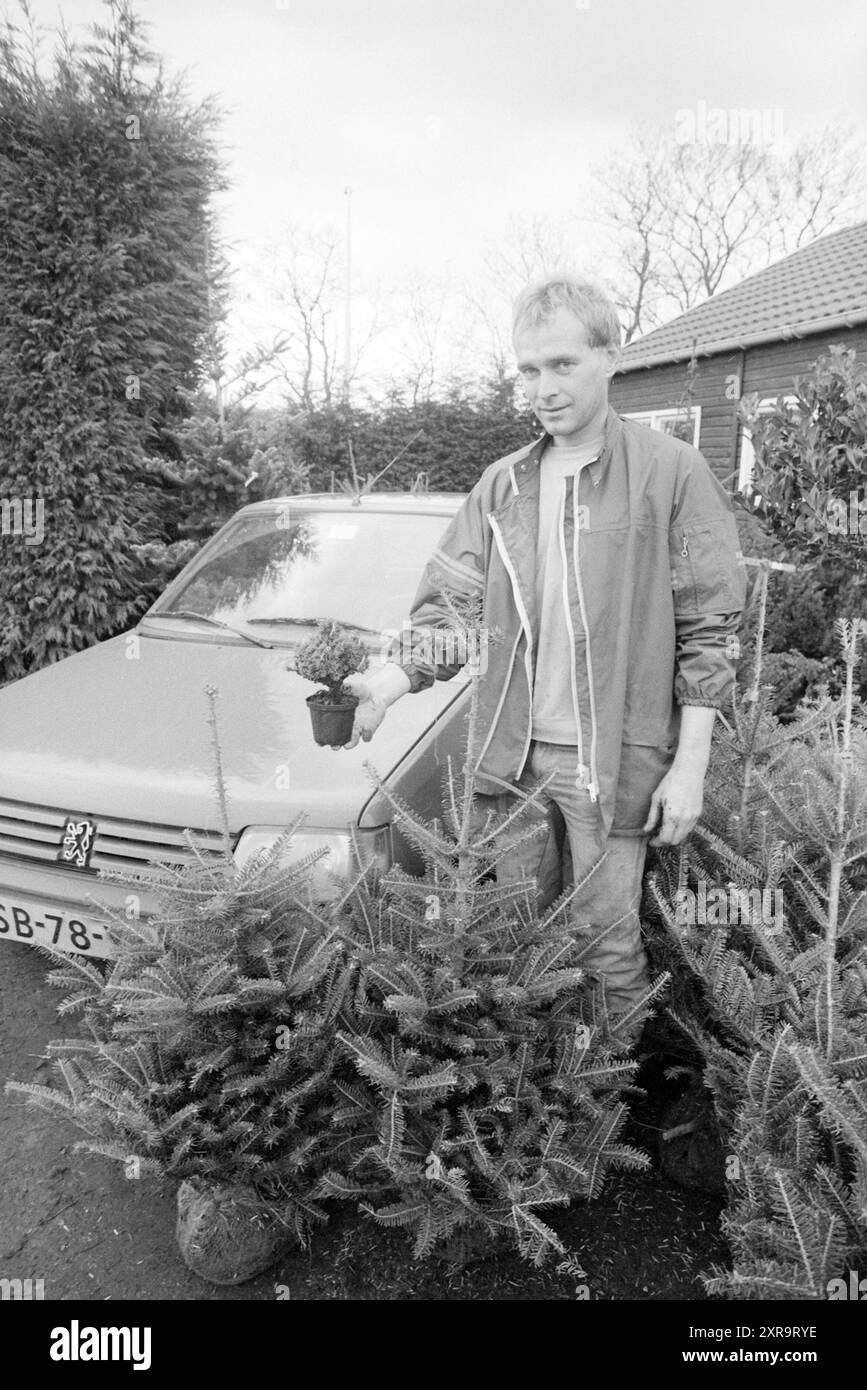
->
[176, 1179, 285, 1285]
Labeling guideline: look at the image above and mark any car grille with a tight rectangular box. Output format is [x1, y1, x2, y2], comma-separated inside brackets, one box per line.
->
[0, 796, 230, 875]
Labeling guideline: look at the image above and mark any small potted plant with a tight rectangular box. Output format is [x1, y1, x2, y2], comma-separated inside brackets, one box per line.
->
[293, 620, 369, 746]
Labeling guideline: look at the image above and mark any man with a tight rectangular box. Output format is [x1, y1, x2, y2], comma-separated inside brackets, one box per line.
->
[341, 275, 745, 1029]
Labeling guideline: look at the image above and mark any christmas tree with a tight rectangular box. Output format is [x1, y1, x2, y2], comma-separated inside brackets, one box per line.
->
[645, 561, 867, 1298]
[316, 594, 666, 1271]
[6, 687, 352, 1248]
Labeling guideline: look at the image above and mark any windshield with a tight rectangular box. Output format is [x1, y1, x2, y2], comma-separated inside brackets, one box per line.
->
[148, 507, 453, 640]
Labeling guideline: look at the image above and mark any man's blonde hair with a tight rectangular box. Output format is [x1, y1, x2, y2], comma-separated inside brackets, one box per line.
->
[512, 274, 622, 350]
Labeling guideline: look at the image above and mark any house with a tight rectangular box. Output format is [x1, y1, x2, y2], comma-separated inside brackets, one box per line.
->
[608, 221, 867, 491]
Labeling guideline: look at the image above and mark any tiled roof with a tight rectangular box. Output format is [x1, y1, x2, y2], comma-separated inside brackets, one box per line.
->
[617, 221, 867, 372]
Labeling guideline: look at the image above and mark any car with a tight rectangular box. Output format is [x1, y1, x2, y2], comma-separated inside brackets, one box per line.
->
[0, 492, 471, 959]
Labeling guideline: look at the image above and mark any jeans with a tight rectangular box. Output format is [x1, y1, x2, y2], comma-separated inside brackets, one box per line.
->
[477, 741, 651, 1016]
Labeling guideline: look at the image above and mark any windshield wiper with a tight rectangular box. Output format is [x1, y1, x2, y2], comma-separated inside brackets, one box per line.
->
[246, 616, 382, 638]
[145, 610, 274, 648]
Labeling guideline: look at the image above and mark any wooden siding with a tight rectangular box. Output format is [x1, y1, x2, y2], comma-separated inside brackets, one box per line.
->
[742, 324, 867, 395]
[610, 326, 867, 490]
[609, 352, 741, 486]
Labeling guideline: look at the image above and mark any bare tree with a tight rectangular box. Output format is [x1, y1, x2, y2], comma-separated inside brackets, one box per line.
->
[593, 125, 867, 342]
[464, 212, 590, 380]
[273, 225, 342, 410]
[391, 270, 451, 405]
[245, 224, 384, 413]
[761, 127, 867, 255]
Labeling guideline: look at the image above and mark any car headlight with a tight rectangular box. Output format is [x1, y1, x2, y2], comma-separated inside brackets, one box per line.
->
[233, 824, 392, 901]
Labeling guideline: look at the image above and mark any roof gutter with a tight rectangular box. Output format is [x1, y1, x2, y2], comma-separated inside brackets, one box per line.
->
[616, 305, 867, 374]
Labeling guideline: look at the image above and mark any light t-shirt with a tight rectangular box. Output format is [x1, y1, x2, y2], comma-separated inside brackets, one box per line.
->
[531, 438, 604, 744]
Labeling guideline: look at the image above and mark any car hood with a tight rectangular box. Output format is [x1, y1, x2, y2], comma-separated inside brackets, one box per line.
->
[0, 631, 464, 831]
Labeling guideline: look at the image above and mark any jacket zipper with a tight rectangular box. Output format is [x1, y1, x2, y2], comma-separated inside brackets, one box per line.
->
[572, 476, 600, 802]
[473, 626, 521, 770]
[487, 513, 534, 778]
[557, 482, 585, 780]
[681, 529, 690, 558]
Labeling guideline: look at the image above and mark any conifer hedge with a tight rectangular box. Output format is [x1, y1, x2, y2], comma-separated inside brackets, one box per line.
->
[0, 3, 223, 683]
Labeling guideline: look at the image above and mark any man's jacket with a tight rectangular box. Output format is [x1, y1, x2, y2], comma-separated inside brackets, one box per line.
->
[396, 408, 746, 840]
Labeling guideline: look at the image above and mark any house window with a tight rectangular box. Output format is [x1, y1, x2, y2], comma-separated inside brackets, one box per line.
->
[623, 407, 701, 449]
[737, 394, 798, 493]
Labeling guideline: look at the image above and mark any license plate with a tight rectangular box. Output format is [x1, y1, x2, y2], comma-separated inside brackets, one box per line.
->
[0, 897, 112, 958]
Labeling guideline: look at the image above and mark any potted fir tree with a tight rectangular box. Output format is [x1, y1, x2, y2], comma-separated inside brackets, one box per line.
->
[293, 620, 369, 746]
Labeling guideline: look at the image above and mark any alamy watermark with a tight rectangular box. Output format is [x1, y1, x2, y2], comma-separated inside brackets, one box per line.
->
[0, 497, 44, 546]
[674, 101, 785, 147]
[674, 881, 784, 935]
[827, 1270, 867, 1299]
[1, 1276, 45, 1299]
[50, 1322, 151, 1370]
[825, 490, 867, 536]
[380, 621, 489, 674]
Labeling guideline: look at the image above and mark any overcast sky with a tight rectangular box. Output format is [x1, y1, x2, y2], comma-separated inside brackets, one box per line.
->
[11, 0, 867, 385]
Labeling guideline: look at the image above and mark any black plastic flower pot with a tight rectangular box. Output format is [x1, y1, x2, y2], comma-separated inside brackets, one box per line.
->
[305, 689, 359, 746]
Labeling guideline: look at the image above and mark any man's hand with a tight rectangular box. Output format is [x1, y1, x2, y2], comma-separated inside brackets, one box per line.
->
[643, 705, 717, 845]
[337, 676, 388, 749]
[334, 662, 411, 750]
[642, 762, 705, 846]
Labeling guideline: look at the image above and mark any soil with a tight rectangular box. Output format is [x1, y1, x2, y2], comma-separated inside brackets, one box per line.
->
[0, 938, 729, 1301]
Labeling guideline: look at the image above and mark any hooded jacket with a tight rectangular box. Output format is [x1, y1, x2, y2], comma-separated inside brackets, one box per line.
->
[396, 408, 746, 840]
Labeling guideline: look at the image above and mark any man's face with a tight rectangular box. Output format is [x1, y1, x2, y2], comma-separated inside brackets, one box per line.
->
[514, 308, 619, 446]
